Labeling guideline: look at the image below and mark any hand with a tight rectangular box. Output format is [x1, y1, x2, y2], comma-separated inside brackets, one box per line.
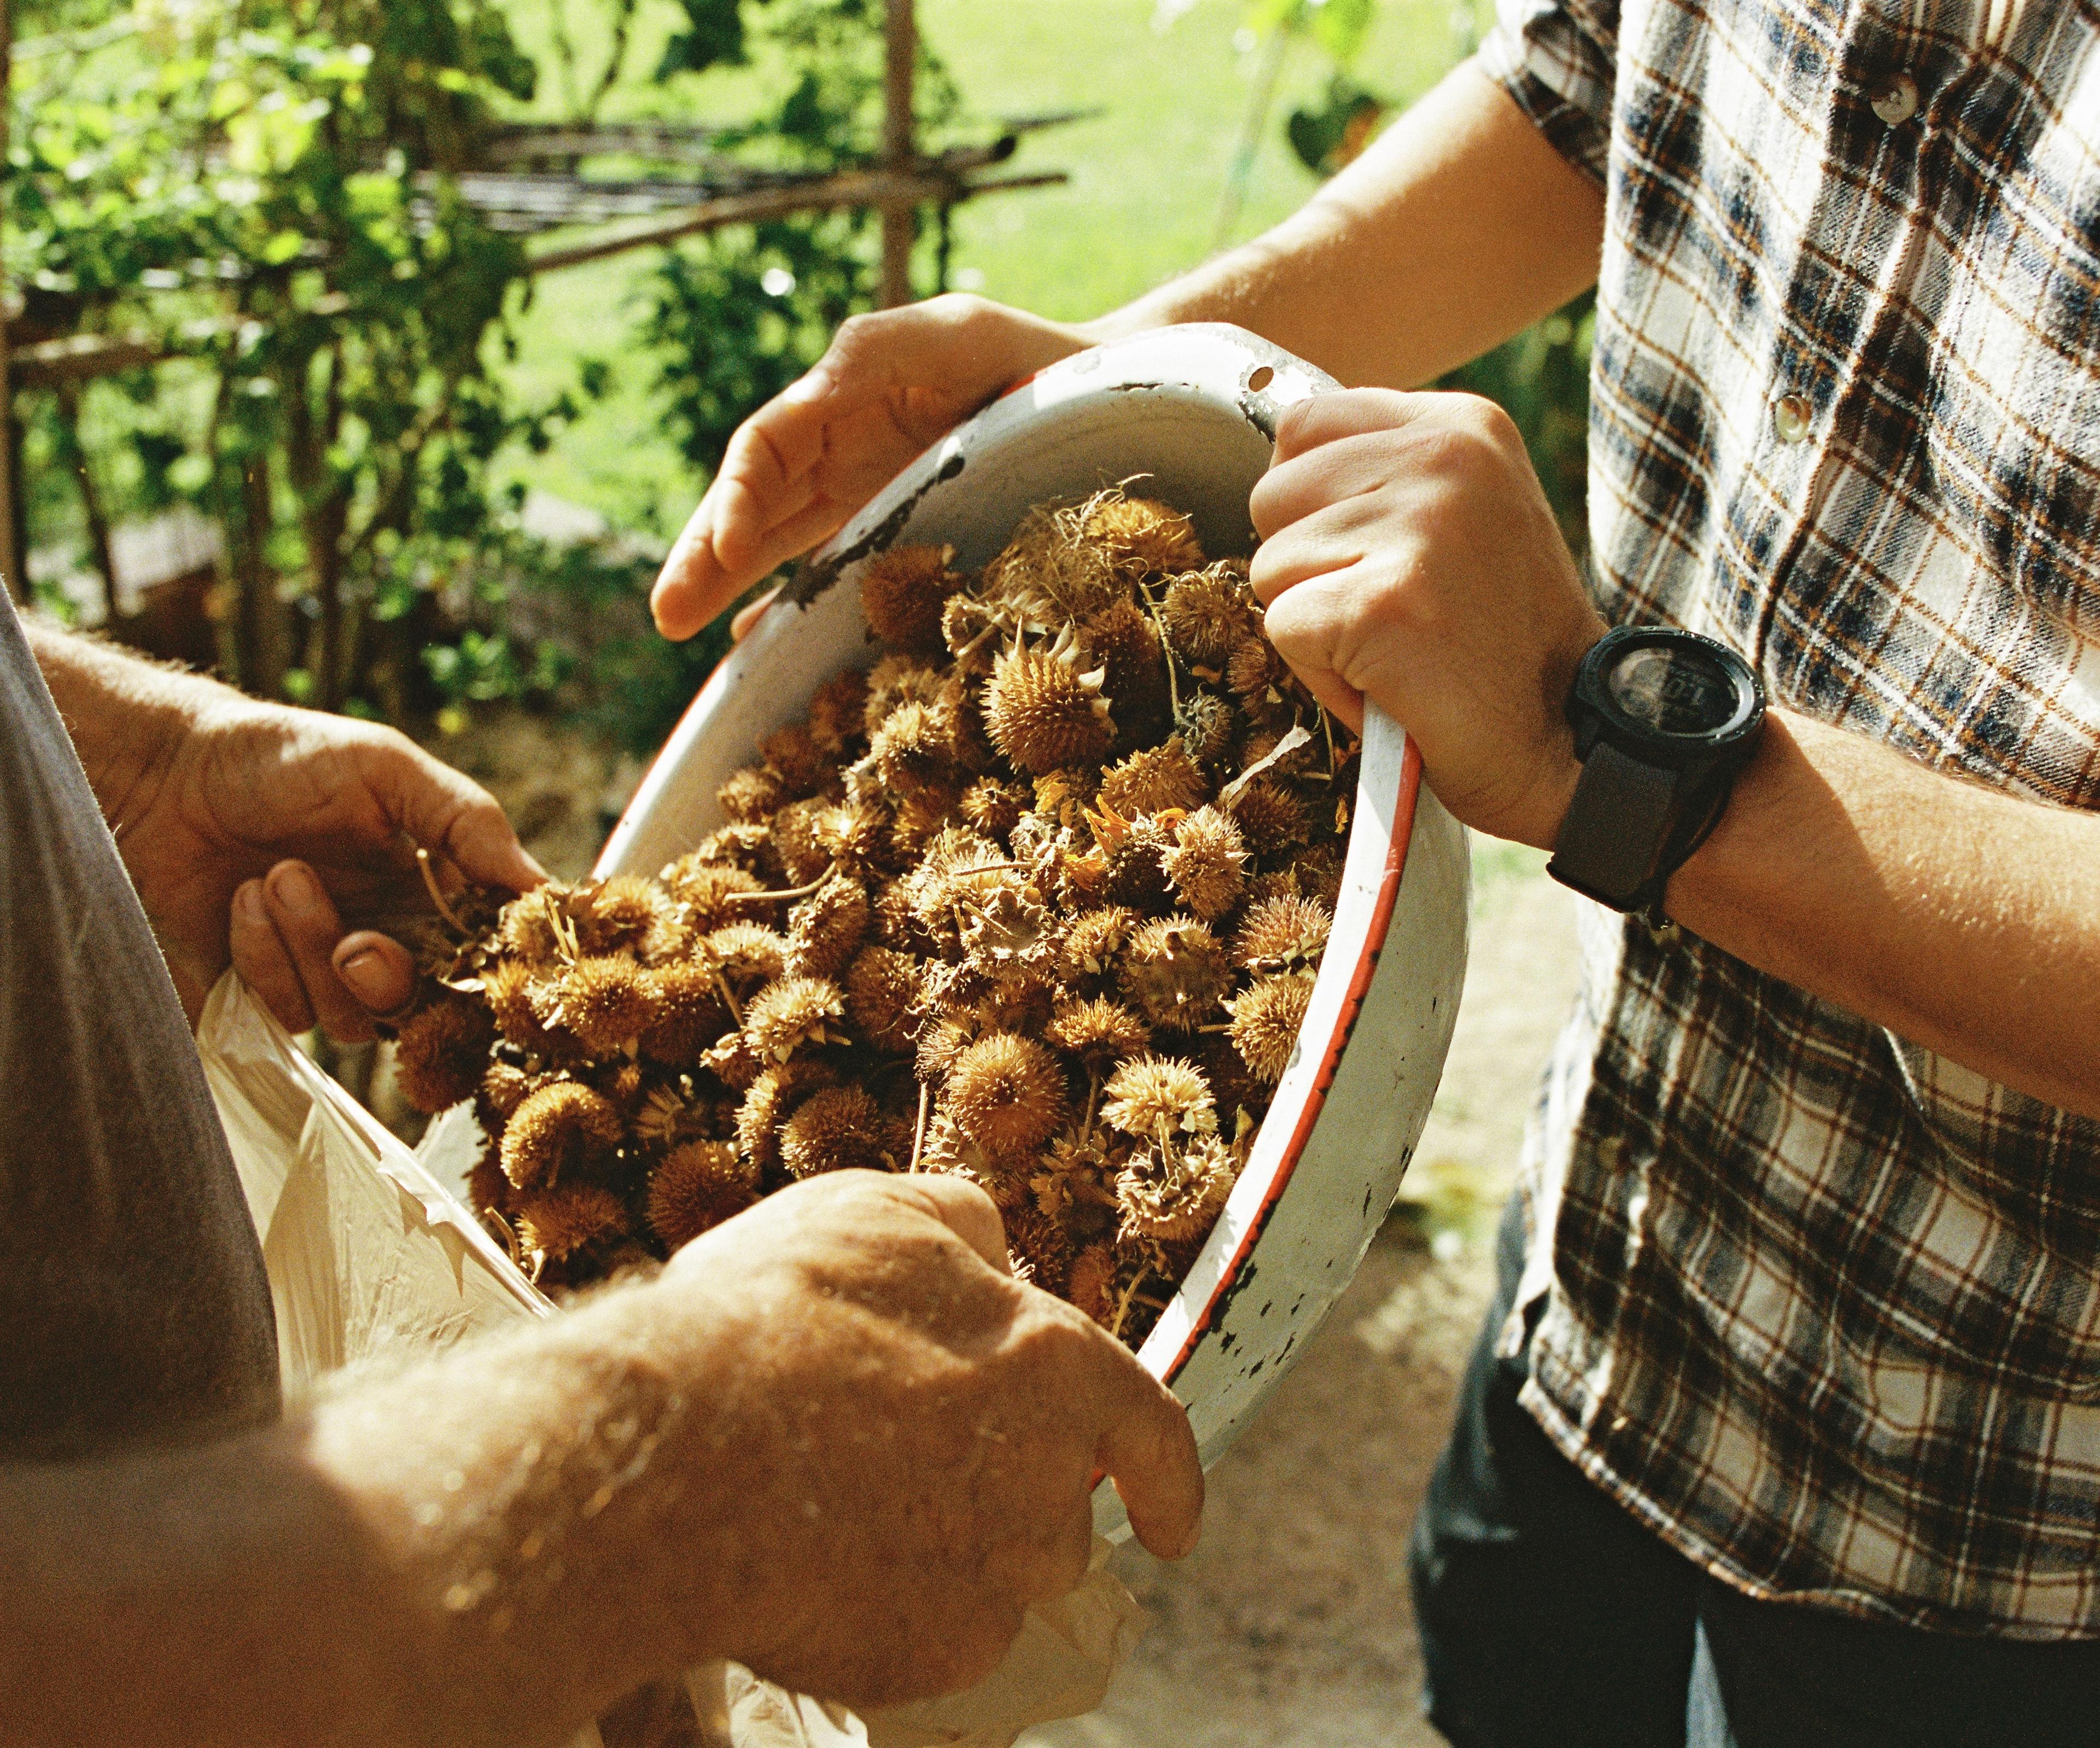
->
[1249, 388, 1608, 848]
[651, 296, 1090, 641]
[660, 1170, 1203, 1706]
[120, 688, 542, 1038]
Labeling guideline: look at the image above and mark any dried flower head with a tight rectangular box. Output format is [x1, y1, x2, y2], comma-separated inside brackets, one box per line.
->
[1059, 905, 1138, 986]
[1119, 916, 1233, 1032]
[771, 796, 836, 887]
[862, 653, 947, 732]
[1078, 491, 1204, 581]
[392, 999, 494, 1115]
[542, 955, 658, 1056]
[806, 666, 872, 754]
[960, 775, 1030, 839]
[735, 1058, 837, 1176]
[785, 872, 871, 981]
[702, 1029, 762, 1093]
[860, 544, 964, 653]
[703, 923, 788, 987]
[1098, 736, 1206, 818]
[959, 881, 1055, 977]
[1161, 564, 1259, 666]
[984, 645, 1115, 774]
[1033, 1127, 1122, 1238]
[1117, 1133, 1236, 1245]
[662, 858, 765, 929]
[1228, 972, 1316, 1083]
[480, 1059, 544, 1123]
[500, 1081, 622, 1190]
[476, 959, 552, 1057]
[648, 1140, 753, 1250]
[499, 885, 573, 966]
[945, 1033, 1068, 1153]
[1043, 996, 1151, 1068]
[780, 1086, 906, 1178]
[1101, 1053, 1218, 1142]
[1005, 1204, 1077, 1293]
[868, 698, 962, 795]
[942, 593, 1002, 675]
[695, 820, 777, 876]
[1174, 692, 1236, 770]
[639, 960, 731, 1068]
[1099, 812, 1177, 912]
[1233, 893, 1333, 974]
[467, 1143, 510, 1221]
[1068, 1243, 1120, 1324]
[743, 976, 847, 1064]
[1221, 778, 1310, 850]
[760, 722, 835, 799]
[845, 945, 921, 1053]
[1161, 804, 1249, 922]
[1226, 636, 1293, 712]
[1079, 599, 1170, 736]
[718, 765, 789, 824]
[514, 1182, 632, 1263]
[920, 1110, 1033, 1208]
[888, 782, 966, 862]
[809, 800, 890, 875]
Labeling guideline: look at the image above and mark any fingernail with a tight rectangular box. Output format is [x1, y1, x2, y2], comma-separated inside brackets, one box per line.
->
[271, 864, 322, 913]
[236, 881, 266, 923]
[337, 949, 394, 1007]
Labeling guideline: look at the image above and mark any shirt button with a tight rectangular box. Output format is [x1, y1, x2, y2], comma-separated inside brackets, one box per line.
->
[1871, 71, 1920, 125]
[1774, 393, 1813, 443]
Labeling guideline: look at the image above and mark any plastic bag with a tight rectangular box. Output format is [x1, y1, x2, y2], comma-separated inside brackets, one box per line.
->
[197, 971, 1138, 1748]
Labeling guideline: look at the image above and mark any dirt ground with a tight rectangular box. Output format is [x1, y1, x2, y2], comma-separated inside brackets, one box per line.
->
[1028, 853, 1585, 1748]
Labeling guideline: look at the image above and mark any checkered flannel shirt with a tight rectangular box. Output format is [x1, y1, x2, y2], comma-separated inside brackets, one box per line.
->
[1479, 0, 2100, 1634]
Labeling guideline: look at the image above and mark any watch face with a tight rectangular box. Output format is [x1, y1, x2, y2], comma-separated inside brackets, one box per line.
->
[1605, 643, 1740, 736]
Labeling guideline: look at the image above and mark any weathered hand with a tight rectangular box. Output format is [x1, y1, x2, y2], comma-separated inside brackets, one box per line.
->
[1249, 388, 1607, 848]
[651, 296, 1089, 641]
[118, 690, 542, 1038]
[658, 1170, 1203, 1706]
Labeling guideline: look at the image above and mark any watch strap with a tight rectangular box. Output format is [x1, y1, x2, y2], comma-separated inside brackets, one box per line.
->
[1547, 741, 1684, 912]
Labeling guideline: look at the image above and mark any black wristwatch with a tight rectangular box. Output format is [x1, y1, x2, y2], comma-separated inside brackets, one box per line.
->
[1547, 625, 1765, 928]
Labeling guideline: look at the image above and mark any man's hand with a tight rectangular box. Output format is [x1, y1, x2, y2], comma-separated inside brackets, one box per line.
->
[1248, 388, 1607, 848]
[27, 624, 541, 1037]
[651, 296, 1089, 641]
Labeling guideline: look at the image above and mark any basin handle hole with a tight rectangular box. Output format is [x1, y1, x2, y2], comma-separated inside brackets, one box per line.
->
[1246, 365, 1275, 393]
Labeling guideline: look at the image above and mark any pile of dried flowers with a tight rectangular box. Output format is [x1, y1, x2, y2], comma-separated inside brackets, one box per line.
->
[387, 489, 1358, 1347]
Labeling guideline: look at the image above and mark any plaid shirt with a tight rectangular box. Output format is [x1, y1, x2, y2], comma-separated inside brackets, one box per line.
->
[1480, 0, 2100, 1635]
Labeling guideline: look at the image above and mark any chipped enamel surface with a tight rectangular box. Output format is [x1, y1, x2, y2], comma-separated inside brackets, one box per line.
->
[595, 325, 1469, 1536]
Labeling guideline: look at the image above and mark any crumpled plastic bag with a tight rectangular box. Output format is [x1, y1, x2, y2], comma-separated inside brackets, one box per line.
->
[197, 970, 1139, 1748]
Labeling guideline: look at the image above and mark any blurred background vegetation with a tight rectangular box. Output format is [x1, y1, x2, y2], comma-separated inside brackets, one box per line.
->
[7, 0, 1591, 761]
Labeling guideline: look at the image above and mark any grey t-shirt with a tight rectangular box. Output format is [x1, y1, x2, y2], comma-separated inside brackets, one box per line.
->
[0, 594, 278, 1458]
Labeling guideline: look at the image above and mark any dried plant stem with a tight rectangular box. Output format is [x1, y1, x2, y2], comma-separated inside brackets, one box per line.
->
[704, 963, 745, 1027]
[1110, 1266, 1152, 1340]
[909, 1082, 930, 1171]
[416, 847, 467, 934]
[725, 866, 838, 906]
[1140, 585, 1181, 714]
[950, 860, 1031, 878]
[482, 1206, 522, 1268]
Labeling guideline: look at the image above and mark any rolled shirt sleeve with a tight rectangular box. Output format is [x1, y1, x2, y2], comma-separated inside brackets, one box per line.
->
[1477, 0, 1618, 185]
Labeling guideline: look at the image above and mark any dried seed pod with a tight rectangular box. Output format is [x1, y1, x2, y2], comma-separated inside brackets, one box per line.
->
[1044, 996, 1151, 1068]
[1005, 1204, 1077, 1293]
[1078, 491, 1204, 581]
[1101, 1053, 1218, 1141]
[633, 1082, 699, 1147]
[719, 765, 789, 824]
[703, 923, 789, 987]
[1079, 598, 1170, 737]
[1228, 972, 1316, 1083]
[1119, 916, 1233, 1032]
[944, 1033, 1068, 1153]
[480, 1059, 544, 1123]
[661, 858, 765, 929]
[1099, 813, 1177, 912]
[1117, 1133, 1236, 1245]
[648, 1140, 754, 1250]
[545, 955, 658, 1055]
[479, 959, 557, 1057]
[498, 886, 571, 965]
[862, 653, 947, 732]
[1174, 692, 1235, 769]
[392, 998, 495, 1115]
[813, 800, 889, 875]
[1160, 563, 1259, 666]
[1296, 841, 1347, 910]
[736, 1058, 838, 1176]
[860, 544, 965, 654]
[1162, 804, 1249, 923]
[1033, 1127, 1122, 1239]
[771, 796, 836, 886]
[959, 881, 1055, 977]
[915, 1011, 979, 1083]
[806, 666, 872, 754]
[780, 1086, 907, 1177]
[639, 960, 731, 1068]
[514, 1182, 632, 1263]
[1071, 1243, 1125, 1325]
[1059, 905, 1139, 985]
[942, 593, 1002, 675]
[1221, 779, 1310, 851]
[984, 645, 1115, 774]
[760, 722, 835, 799]
[1194, 1031, 1268, 1134]
[1097, 736, 1206, 818]
[743, 976, 847, 1064]
[868, 698, 962, 796]
[871, 878, 923, 950]
[785, 872, 871, 981]
[960, 775, 1030, 839]
[702, 1030, 763, 1093]
[920, 1110, 1032, 1208]
[500, 1081, 623, 1191]
[1232, 893, 1333, 974]
[695, 821, 777, 877]
[1226, 636, 1293, 713]
[845, 945, 921, 1052]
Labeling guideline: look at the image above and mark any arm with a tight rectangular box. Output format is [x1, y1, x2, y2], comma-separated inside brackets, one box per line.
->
[651, 61, 1604, 638]
[25, 620, 542, 1036]
[0, 1174, 1203, 1748]
[1247, 389, 2100, 1121]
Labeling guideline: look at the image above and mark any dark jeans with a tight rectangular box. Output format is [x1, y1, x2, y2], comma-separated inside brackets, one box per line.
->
[1407, 1198, 2100, 1748]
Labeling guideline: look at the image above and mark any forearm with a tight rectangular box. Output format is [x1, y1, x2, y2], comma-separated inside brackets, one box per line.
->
[1667, 712, 2100, 1120]
[0, 1284, 739, 1748]
[1087, 61, 1605, 388]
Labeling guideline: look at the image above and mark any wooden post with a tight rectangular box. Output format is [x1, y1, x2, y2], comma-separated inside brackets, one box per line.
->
[0, 0, 18, 605]
[878, 0, 915, 309]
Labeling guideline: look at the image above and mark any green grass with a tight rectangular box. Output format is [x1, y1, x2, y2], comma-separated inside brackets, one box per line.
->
[491, 0, 1483, 533]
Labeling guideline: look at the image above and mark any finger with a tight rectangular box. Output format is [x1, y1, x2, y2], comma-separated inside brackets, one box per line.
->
[1090, 1342, 1204, 1560]
[334, 929, 416, 1018]
[358, 731, 544, 895]
[1267, 386, 1426, 465]
[1263, 584, 1369, 733]
[1250, 430, 1418, 546]
[731, 586, 780, 644]
[262, 860, 381, 1042]
[230, 877, 317, 1034]
[897, 1173, 1013, 1274]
